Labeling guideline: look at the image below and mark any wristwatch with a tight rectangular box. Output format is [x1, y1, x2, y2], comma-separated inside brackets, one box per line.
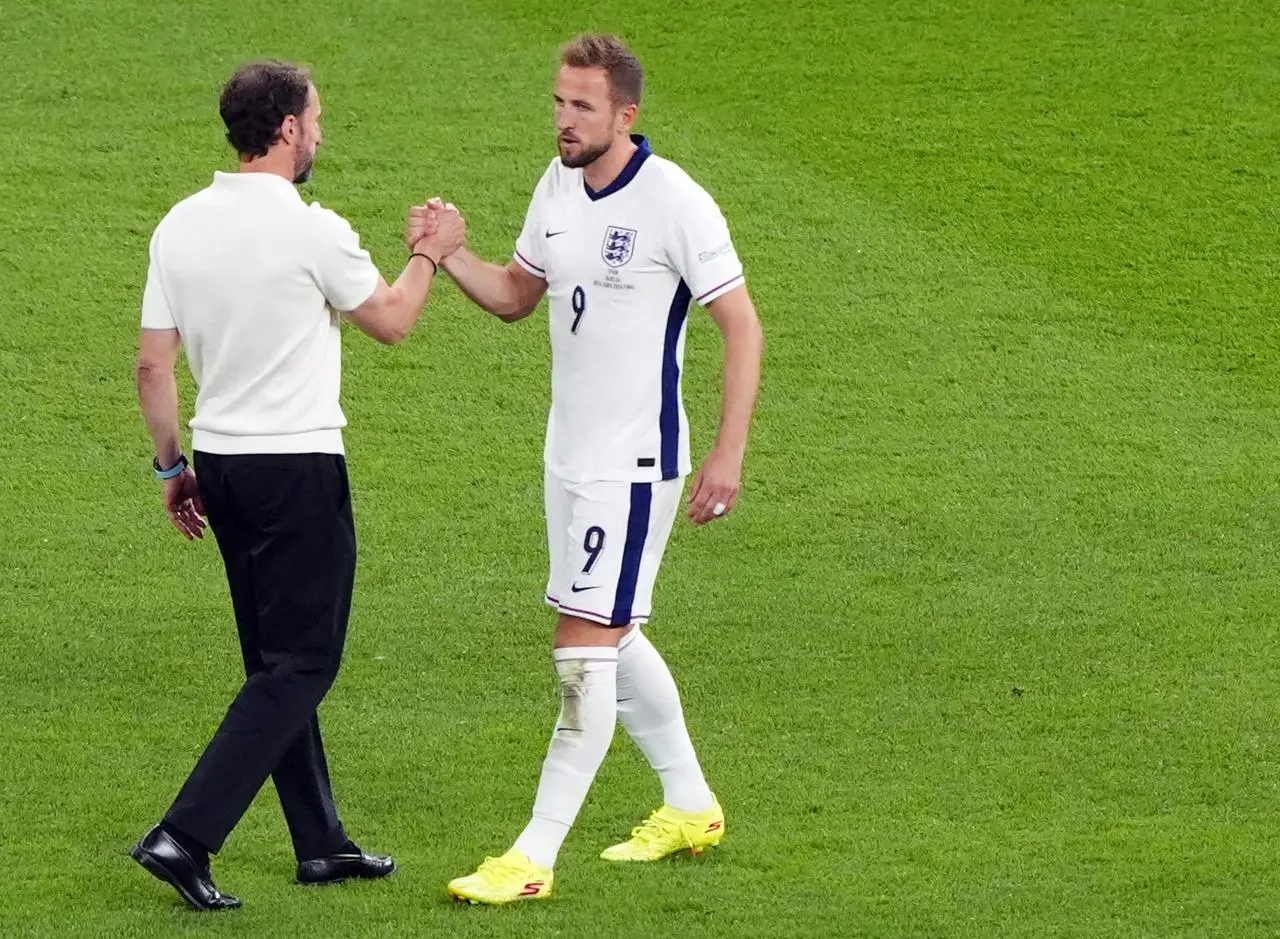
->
[153, 454, 189, 480]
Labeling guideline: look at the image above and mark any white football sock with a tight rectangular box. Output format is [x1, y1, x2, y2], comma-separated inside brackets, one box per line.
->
[616, 629, 714, 813]
[513, 646, 618, 869]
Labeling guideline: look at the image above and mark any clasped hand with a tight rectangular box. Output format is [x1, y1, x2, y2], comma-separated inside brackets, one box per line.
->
[406, 197, 466, 260]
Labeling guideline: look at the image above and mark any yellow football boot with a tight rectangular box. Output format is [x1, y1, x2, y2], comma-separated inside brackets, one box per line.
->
[447, 849, 553, 905]
[600, 797, 725, 861]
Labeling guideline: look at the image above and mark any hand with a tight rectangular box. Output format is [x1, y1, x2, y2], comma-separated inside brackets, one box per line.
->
[407, 197, 447, 250]
[164, 468, 206, 540]
[687, 446, 743, 525]
[413, 199, 466, 260]
[406, 201, 440, 249]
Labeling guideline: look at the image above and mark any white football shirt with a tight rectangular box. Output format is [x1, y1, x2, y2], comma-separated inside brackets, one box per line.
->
[141, 171, 380, 455]
[513, 135, 745, 483]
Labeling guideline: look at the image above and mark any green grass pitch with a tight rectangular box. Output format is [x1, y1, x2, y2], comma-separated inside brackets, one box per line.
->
[1, 0, 1278, 935]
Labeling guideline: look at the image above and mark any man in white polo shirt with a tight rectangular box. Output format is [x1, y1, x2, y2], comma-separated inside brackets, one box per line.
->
[129, 61, 463, 911]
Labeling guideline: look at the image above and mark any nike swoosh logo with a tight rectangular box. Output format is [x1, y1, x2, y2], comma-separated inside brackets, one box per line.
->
[570, 583, 601, 593]
[545, 229, 567, 238]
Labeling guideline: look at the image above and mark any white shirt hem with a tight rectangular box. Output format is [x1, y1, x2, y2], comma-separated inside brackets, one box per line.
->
[543, 458, 690, 485]
[192, 428, 345, 455]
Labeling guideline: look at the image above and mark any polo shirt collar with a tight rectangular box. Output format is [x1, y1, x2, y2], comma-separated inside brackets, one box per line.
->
[213, 170, 303, 200]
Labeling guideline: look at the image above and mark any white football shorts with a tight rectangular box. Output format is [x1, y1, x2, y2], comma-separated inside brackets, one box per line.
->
[544, 468, 684, 627]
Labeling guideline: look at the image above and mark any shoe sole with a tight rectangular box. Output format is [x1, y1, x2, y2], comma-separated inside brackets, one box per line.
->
[447, 888, 553, 905]
[601, 836, 724, 862]
[130, 845, 227, 912]
[297, 859, 398, 887]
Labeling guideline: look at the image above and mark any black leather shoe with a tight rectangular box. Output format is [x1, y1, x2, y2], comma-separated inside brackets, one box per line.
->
[296, 848, 396, 886]
[129, 825, 241, 911]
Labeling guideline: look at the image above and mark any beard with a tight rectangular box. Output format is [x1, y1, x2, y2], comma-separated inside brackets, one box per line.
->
[559, 137, 610, 169]
[292, 144, 316, 184]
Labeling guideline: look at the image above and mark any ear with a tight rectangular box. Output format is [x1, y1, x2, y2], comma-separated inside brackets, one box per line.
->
[280, 114, 299, 145]
[616, 103, 638, 134]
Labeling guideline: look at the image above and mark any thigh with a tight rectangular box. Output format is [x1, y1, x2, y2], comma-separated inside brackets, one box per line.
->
[196, 451, 265, 675]
[551, 476, 683, 628]
[544, 466, 575, 608]
[223, 454, 356, 668]
[626, 476, 683, 625]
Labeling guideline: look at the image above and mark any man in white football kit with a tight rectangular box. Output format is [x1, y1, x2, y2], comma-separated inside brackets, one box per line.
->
[437, 35, 763, 904]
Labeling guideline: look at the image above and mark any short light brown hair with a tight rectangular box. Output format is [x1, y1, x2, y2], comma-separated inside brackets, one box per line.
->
[559, 33, 644, 107]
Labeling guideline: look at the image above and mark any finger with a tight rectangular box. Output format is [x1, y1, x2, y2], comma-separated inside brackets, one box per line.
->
[713, 486, 739, 518]
[696, 485, 732, 525]
[689, 475, 717, 513]
[177, 493, 204, 524]
[174, 503, 199, 538]
[426, 196, 444, 209]
[168, 511, 194, 540]
[687, 470, 705, 505]
[689, 492, 715, 524]
[184, 505, 207, 537]
[686, 475, 705, 521]
[701, 491, 727, 524]
[691, 496, 711, 527]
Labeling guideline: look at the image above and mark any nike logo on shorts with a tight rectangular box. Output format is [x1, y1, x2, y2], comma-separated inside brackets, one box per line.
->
[545, 229, 567, 238]
[570, 583, 601, 593]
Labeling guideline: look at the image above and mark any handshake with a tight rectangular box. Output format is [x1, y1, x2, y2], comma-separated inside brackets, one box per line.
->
[405, 198, 466, 263]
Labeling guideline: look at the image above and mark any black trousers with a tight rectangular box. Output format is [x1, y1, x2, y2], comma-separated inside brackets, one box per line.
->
[164, 451, 356, 861]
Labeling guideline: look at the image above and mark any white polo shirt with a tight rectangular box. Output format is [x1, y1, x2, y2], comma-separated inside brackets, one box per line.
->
[141, 171, 380, 455]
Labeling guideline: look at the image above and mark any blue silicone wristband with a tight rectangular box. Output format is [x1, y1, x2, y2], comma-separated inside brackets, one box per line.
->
[154, 454, 188, 480]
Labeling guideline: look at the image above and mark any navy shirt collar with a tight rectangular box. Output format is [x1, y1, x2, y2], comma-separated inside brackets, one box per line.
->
[583, 135, 652, 201]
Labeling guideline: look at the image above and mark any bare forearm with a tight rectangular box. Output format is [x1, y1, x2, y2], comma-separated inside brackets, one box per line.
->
[442, 247, 528, 319]
[386, 252, 438, 337]
[137, 366, 182, 465]
[714, 319, 764, 457]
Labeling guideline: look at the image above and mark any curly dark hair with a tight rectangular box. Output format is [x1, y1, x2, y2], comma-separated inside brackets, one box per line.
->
[219, 61, 312, 159]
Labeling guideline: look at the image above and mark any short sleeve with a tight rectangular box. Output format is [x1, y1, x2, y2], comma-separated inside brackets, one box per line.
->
[666, 184, 745, 306]
[512, 161, 556, 280]
[309, 205, 381, 313]
[140, 229, 177, 330]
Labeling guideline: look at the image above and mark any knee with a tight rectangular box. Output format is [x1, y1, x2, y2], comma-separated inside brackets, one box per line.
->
[261, 649, 341, 697]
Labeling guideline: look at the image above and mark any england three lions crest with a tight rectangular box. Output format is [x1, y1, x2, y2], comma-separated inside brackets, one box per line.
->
[602, 226, 637, 268]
